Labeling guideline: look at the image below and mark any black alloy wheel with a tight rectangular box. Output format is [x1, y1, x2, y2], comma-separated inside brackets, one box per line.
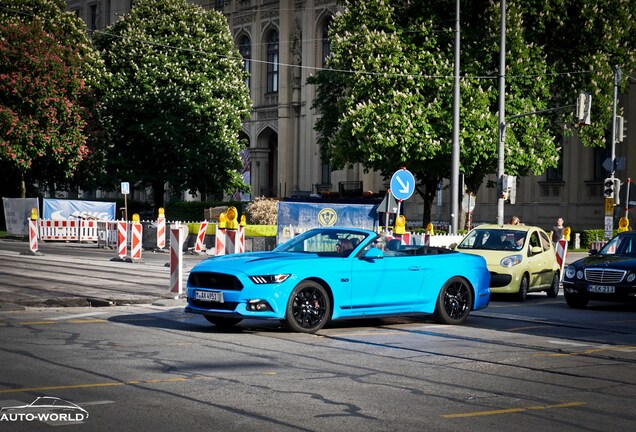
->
[434, 277, 473, 325]
[546, 272, 560, 298]
[285, 281, 331, 333]
[516, 274, 529, 302]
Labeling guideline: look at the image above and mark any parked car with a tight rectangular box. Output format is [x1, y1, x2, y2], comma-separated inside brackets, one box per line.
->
[563, 231, 636, 308]
[185, 227, 491, 333]
[455, 224, 560, 301]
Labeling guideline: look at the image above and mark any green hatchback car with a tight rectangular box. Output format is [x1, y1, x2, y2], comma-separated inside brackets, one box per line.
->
[455, 224, 561, 301]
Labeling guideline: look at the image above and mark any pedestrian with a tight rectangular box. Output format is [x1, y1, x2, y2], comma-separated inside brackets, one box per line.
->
[509, 216, 520, 225]
[550, 217, 565, 244]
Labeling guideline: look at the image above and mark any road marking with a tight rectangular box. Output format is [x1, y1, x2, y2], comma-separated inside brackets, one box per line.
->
[508, 325, 549, 331]
[548, 340, 591, 347]
[0, 377, 191, 394]
[535, 345, 636, 357]
[441, 401, 586, 418]
[50, 312, 109, 321]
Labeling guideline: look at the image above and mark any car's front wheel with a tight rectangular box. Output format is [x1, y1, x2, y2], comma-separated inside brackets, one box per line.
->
[546, 272, 560, 298]
[433, 277, 473, 325]
[516, 274, 529, 302]
[285, 281, 331, 333]
[204, 315, 243, 327]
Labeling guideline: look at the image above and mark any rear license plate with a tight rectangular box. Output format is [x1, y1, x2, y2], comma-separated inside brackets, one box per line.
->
[587, 285, 615, 294]
[195, 290, 224, 302]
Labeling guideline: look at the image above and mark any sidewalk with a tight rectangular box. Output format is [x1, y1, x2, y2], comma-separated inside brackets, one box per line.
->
[0, 239, 205, 310]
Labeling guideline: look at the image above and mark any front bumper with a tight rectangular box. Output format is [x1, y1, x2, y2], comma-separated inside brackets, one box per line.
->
[562, 281, 636, 302]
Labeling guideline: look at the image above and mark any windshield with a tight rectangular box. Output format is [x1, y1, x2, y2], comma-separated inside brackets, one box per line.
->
[458, 228, 527, 251]
[274, 228, 372, 257]
[599, 233, 636, 255]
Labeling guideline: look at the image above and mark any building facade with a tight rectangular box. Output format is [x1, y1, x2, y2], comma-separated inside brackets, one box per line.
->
[67, 0, 634, 232]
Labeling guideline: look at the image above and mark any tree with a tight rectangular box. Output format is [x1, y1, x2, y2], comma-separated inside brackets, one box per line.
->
[94, 0, 251, 210]
[0, 0, 103, 198]
[311, 0, 636, 224]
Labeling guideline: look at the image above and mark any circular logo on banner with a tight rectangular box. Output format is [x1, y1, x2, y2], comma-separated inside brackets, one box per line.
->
[318, 208, 337, 226]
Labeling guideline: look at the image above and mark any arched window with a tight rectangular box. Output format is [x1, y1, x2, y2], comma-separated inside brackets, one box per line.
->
[238, 35, 251, 92]
[321, 17, 332, 67]
[266, 30, 279, 93]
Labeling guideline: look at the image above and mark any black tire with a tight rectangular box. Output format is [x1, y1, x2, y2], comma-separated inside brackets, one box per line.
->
[516, 274, 529, 302]
[285, 281, 331, 333]
[204, 315, 243, 327]
[433, 277, 473, 325]
[565, 293, 589, 309]
[546, 272, 560, 298]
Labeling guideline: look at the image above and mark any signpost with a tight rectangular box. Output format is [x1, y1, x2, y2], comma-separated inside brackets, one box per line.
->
[390, 168, 415, 228]
[121, 182, 130, 221]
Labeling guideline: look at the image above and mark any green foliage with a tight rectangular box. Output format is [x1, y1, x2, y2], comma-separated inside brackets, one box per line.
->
[94, 0, 252, 209]
[580, 229, 613, 249]
[0, 0, 105, 195]
[310, 0, 636, 220]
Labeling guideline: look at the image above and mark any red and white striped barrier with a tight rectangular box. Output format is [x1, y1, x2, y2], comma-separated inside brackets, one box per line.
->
[590, 241, 607, 251]
[194, 222, 208, 254]
[215, 227, 226, 256]
[97, 221, 118, 249]
[169, 225, 185, 296]
[156, 216, 166, 250]
[39, 219, 100, 242]
[555, 239, 568, 280]
[29, 218, 39, 253]
[214, 227, 245, 255]
[236, 225, 245, 253]
[117, 221, 127, 259]
[131, 222, 143, 261]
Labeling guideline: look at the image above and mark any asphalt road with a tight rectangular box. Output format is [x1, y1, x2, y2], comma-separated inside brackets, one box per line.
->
[1, 238, 634, 431]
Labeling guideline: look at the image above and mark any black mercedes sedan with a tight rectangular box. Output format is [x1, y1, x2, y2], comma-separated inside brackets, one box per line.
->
[563, 231, 636, 308]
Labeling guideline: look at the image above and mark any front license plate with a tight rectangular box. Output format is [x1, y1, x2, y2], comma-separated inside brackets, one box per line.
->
[587, 285, 615, 294]
[195, 290, 224, 302]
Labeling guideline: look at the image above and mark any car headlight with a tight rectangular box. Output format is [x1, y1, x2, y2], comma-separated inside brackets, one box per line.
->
[565, 266, 576, 279]
[627, 273, 636, 283]
[249, 274, 291, 284]
[500, 255, 522, 268]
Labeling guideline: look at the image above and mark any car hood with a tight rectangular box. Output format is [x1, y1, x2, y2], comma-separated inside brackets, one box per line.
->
[192, 251, 334, 275]
[457, 249, 524, 266]
[571, 254, 636, 270]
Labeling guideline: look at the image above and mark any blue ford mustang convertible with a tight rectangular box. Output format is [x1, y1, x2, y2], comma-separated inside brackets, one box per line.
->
[185, 227, 490, 333]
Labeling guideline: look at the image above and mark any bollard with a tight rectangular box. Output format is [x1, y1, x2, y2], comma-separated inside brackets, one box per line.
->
[21, 208, 43, 256]
[110, 221, 128, 262]
[169, 224, 185, 297]
[555, 239, 568, 281]
[130, 214, 143, 262]
[194, 221, 208, 254]
[156, 207, 166, 250]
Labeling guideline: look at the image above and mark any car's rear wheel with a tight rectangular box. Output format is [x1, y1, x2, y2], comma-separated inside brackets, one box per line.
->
[204, 315, 243, 327]
[516, 274, 529, 302]
[565, 293, 589, 308]
[546, 272, 560, 298]
[434, 277, 473, 325]
[285, 281, 331, 333]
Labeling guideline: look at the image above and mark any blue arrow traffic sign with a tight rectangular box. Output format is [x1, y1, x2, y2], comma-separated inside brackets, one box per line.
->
[390, 169, 415, 201]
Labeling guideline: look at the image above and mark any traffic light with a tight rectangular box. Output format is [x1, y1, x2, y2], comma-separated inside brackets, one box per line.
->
[603, 177, 615, 198]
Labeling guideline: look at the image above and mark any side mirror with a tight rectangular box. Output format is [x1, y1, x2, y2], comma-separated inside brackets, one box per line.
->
[362, 247, 384, 260]
[531, 246, 542, 255]
[589, 249, 599, 256]
[449, 242, 458, 250]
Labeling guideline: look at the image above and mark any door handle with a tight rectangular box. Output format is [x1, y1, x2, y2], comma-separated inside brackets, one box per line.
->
[408, 266, 421, 271]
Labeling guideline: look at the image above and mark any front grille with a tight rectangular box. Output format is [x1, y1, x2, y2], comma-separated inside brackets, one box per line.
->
[189, 300, 239, 310]
[584, 268, 626, 284]
[188, 272, 243, 291]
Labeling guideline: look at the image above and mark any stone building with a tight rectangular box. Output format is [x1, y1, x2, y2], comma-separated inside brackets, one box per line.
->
[67, 0, 635, 232]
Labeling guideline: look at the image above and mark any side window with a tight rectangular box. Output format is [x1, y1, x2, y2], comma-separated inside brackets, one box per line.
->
[540, 231, 552, 252]
[529, 232, 542, 253]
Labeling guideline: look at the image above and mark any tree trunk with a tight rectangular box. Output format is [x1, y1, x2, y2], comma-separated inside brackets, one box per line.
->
[20, 173, 26, 198]
[152, 180, 165, 212]
[416, 178, 441, 228]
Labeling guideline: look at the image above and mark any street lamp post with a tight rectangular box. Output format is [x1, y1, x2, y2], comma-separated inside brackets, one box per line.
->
[496, 0, 507, 225]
